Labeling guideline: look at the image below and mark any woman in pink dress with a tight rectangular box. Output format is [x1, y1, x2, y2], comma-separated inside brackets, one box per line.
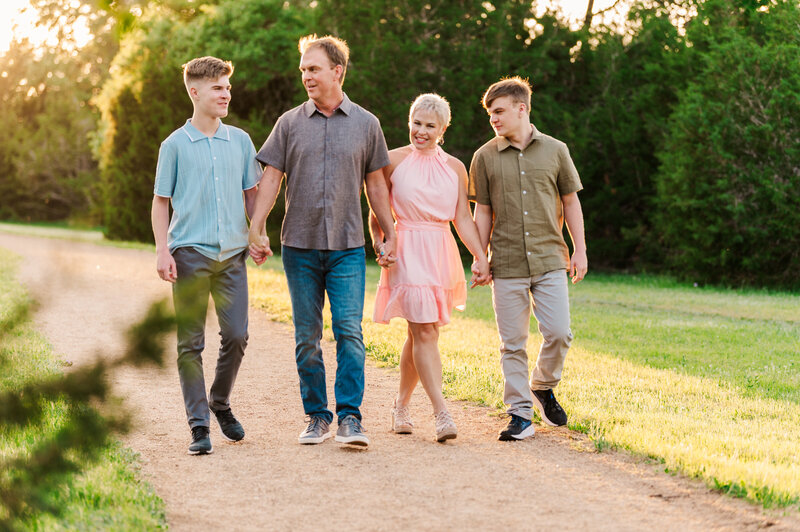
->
[370, 93, 491, 442]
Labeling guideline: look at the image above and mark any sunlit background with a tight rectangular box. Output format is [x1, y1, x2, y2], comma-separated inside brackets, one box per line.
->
[0, 0, 626, 54]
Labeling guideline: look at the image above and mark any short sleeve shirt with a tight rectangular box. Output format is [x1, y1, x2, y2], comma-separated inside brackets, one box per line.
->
[468, 126, 583, 278]
[255, 93, 390, 250]
[154, 120, 261, 261]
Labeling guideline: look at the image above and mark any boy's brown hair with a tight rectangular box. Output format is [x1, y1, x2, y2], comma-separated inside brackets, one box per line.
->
[182, 56, 234, 90]
[298, 34, 350, 84]
[482, 76, 532, 112]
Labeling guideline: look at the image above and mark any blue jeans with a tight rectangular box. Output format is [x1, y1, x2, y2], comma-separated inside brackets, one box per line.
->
[282, 246, 366, 424]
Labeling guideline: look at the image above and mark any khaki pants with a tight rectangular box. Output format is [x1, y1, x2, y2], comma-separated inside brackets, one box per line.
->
[492, 269, 573, 420]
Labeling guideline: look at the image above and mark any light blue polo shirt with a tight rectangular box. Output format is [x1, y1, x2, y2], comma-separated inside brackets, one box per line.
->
[154, 120, 261, 261]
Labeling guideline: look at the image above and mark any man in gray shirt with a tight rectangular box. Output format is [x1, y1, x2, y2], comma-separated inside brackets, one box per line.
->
[248, 34, 396, 448]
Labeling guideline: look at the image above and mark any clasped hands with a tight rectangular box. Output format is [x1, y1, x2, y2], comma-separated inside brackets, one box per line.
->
[469, 256, 492, 288]
[373, 238, 398, 268]
[248, 229, 273, 266]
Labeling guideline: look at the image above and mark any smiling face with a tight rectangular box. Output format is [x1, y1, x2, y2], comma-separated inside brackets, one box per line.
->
[299, 46, 342, 102]
[409, 109, 445, 150]
[486, 95, 526, 138]
[189, 75, 231, 119]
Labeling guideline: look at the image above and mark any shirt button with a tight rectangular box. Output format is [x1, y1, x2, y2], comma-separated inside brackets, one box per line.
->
[524, 211, 528, 215]
[523, 190, 527, 194]
[527, 251, 531, 255]
[519, 153, 523, 157]
[213, 157, 216, 160]
[521, 171, 525, 175]
[526, 232, 530, 236]
[215, 177, 219, 180]
[217, 198, 220, 202]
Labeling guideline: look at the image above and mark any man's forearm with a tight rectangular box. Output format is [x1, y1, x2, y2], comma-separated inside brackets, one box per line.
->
[151, 196, 171, 252]
[249, 167, 283, 233]
[563, 195, 586, 253]
[473, 203, 494, 253]
[365, 177, 395, 242]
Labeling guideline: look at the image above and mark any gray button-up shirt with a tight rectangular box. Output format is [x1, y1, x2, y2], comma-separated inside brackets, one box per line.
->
[256, 93, 390, 250]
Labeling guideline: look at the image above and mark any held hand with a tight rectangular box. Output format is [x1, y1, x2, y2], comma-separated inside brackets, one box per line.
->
[377, 237, 398, 268]
[248, 231, 273, 266]
[470, 257, 492, 288]
[569, 249, 588, 284]
[156, 249, 178, 283]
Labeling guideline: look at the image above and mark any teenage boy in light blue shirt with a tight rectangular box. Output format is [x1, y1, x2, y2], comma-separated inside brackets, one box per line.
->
[151, 56, 261, 455]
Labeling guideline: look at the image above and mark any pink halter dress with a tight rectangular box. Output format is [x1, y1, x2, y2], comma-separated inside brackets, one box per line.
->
[373, 145, 467, 325]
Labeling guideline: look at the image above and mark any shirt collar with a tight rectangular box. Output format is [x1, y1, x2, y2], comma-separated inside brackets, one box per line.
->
[303, 92, 353, 117]
[181, 119, 231, 142]
[497, 124, 542, 152]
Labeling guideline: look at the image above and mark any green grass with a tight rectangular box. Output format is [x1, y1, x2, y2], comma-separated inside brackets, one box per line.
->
[249, 259, 800, 512]
[0, 249, 166, 530]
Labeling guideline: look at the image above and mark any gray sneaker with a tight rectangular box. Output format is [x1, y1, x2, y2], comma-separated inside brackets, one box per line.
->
[298, 416, 331, 445]
[335, 415, 369, 447]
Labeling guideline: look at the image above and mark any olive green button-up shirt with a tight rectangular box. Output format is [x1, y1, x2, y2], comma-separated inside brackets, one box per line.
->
[468, 127, 583, 278]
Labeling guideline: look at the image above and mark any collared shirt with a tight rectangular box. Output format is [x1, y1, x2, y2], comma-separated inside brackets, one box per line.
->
[154, 119, 261, 261]
[468, 126, 583, 278]
[255, 93, 390, 250]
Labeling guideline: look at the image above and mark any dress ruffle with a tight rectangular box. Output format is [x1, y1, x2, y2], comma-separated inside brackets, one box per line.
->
[374, 283, 466, 326]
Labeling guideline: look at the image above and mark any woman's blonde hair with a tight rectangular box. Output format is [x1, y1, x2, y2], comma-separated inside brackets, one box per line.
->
[409, 93, 451, 143]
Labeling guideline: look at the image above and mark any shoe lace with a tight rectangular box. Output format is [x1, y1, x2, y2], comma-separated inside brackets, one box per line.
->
[217, 409, 236, 424]
[191, 426, 208, 439]
[393, 404, 413, 426]
[305, 416, 323, 433]
[344, 416, 365, 432]
[435, 410, 455, 431]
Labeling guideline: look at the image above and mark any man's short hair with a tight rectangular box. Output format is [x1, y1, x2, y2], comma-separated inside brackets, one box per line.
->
[409, 93, 451, 142]
[482, 76, 532, 112]
[182, 56, 233, 90]
[298, 34, 350, 84]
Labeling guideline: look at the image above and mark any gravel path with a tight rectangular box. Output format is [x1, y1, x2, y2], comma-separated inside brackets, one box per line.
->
[2, 232, 797, 531]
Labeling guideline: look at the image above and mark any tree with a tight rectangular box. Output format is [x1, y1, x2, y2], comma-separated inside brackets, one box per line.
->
[654, 0, 800, 287]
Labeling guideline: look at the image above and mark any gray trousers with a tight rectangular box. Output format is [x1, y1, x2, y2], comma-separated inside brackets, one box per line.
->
[172, 247, 249, 429]
[492, 269, 573, 420]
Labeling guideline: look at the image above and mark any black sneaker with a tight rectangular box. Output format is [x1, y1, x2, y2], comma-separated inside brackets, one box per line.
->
[531, 389, 568, 426]
[498, 414, 535, 441]
[188, 426, 213, 455]
[211, 407, 245, 442]
[335, 415, 369, 447]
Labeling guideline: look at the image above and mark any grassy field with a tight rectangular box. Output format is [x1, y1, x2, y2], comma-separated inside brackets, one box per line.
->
[0, 248, 167, 530]
[249, 260, 800, 511]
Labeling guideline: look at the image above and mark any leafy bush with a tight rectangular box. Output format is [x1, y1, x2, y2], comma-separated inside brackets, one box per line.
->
[654, 1, 800, 287]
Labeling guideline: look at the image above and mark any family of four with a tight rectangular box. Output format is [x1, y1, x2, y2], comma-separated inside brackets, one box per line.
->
[151, 34, 587, 455]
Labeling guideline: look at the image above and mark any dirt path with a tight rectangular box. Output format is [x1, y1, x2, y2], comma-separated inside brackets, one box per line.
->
[2, 232, 798, 531]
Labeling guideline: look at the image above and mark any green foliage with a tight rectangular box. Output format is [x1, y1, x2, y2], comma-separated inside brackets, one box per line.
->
[654, 0, 800, 288]
[0, 250, 174, 529]
[0, 1, 119, 224]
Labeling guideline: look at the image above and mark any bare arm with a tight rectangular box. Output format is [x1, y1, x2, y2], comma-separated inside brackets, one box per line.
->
[450, 162, 491, 286]
[151, 195, 177, 283]
[244, 184, 259, 221]
[562, 191, 587, 283]
[473, 203, 494, 254]
[365, 167, 397, 266]
[247, 165, 283, 264]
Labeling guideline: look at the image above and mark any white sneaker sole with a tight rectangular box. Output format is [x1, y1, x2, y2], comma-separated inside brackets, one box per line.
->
[187, 446, 213, 455]
[335, 434, 369, 447]
[511, 424, 536, 440]
[298, 431, 332, 445]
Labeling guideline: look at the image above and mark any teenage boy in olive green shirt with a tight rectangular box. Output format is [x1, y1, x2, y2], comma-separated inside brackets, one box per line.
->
[468, 76, 587, 441]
